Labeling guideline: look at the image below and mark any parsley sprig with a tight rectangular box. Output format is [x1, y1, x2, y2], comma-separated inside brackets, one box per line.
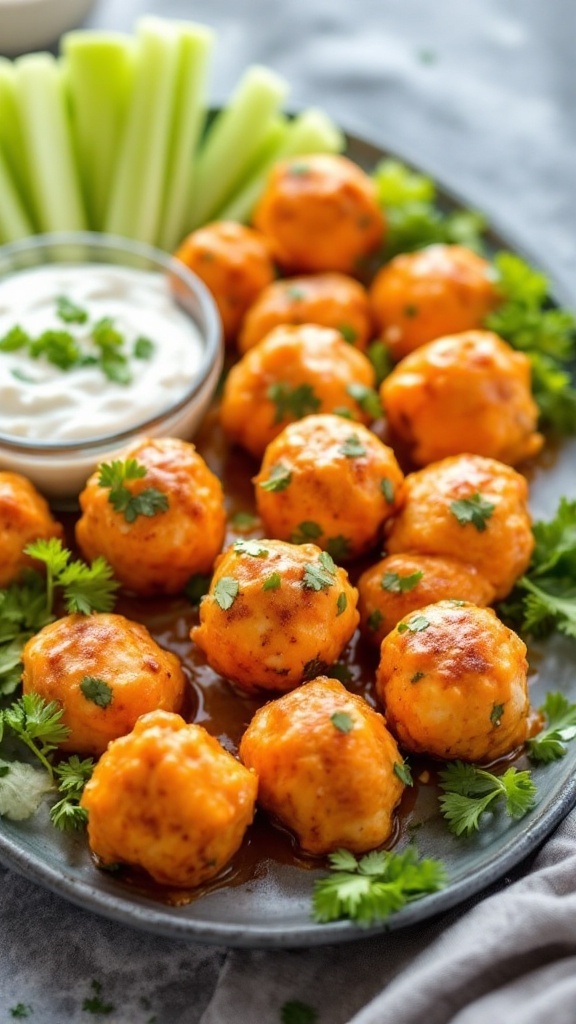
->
[450, 493, 495, 532]
[527, 692, 576, 764]
[438, 761, 536, 836]
[312, 846, 446, 926]
[98, 459, 169, 524]
[267, 382, 321, 424]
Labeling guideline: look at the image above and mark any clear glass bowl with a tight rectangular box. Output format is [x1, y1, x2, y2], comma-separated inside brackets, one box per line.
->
[0, 232, 223, 504]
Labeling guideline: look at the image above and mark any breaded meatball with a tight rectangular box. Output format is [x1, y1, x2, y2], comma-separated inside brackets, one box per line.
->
[254, 414, 404, 561]
[240, 677, 405, 854]
[253, 154, 385, 275]
[375, 601, 530, 762]
[174, 221, 275, 343]
[81, 710, 257, 887]
[220, 323, 376, 460]
[238, 272, 373, 353]
[0, 472, 63, 587]
[385, 454, 533, 600]
[21, 614, 186, 756]
[381, 330, 543, 466]
[76, 437, 225, 596]
[358, 553, 496, 646]
[370, 244, 499, 361]
[191, 538, 359, 694]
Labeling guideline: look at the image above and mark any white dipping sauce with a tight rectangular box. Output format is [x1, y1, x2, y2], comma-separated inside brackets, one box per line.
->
[0, 263, 204, 442]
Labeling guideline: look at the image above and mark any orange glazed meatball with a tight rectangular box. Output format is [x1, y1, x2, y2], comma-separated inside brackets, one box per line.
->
[358, 553, 495, 646]
[81, 711, 257, 887]
[76, 437, 225, 596]
[220, 323, 377, 460]
[191, 538, 359, 694]
[238, 272, 373, 353]
[174, 221, 275, 343]
[376, 601, 530, 762]
[254, 414, 404, 561]
[370, 244, 499, 361]
[21, 614, 185, 756]
[253, 154, 385, 275]
[381, 330, 543, 466]
[384, 454, 533, 601]
[0, 472, 63, 587]
[240, 677, 405, 855]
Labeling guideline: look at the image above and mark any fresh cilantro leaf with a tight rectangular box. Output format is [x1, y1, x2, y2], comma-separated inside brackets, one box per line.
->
[329, 661, 353, 684]
[397, 614, 430, 634]
[56, 295, 88, 324]
[367, 609, 384, 632]
[10, 368, 36, 383]
[302, 553, 336, 591]
[267, 382, 321, 424]
[213, 577, 239, 611]
[367, 340, 393, 386]
[80, 676, 113, 709]
[529, 352, 576, 434]
[229, 511, 259, 532]
[97, 459, 168, 524]
[312, 845, 446, 926]
[280, 1001, 318, 1024]
[3, 694, 70, 777]
[83, 980, 114, 1016]
[382, 570, 423, 593]
[234, 539, 269, 558]
[331, 711, 354, 733]
[50, 755, 94, 831]
[291, 521, 323, 544]
[0, 325, 30, 351]
[450, 492, 495, 532]
[57, 556, 119, 615]
[490, 702, 505, 727]
[438, 761, 536, 836]
[263, 572, 282, 591]
[527, 692, 576, 763]
[9, 1004, 33, 1019]
[338, 323, 358, 344]
[133, 336, 155, 359]
[346, 382, 382, 418]
[325, 535, 350, 561]
[259, 463, 292, 492]
[332, 405, 355, 420]
[339, 434, 366, 459]
[185, 573, 211, 605]
[381, 478, 395, 503]
[101, 352, 132, 385]
[336, 592, 348, 616]
[29, 329, 81, 370]
[394, 760, 413, 786]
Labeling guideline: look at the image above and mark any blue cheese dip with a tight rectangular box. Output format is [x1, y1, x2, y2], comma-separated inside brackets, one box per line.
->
[0, 263, 205, 442]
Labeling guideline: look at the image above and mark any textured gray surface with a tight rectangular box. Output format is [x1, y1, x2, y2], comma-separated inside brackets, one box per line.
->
[1, 0, 576, 1021]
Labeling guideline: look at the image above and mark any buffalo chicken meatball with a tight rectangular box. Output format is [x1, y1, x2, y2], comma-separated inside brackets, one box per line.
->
[376, 601, 530, 762]
[76, 437, 225, 595]
[220, 323, 377, 459]
[240, 677, 405, 854]
[255, 414, 404, 560]
[385, 454, 533, 600]
[174, 221, 275, 343]
[370, 244, 499, 361]
[191, 539, 359, 694]
[358, 552, 495, 646]
[253, 154, 385, 275]
[0, 472, 63, 587]
[81, 711, 257, 887]
[238, 272, 373, 353]
[381, 330, 543, 466]
[21, 614, 186, 756]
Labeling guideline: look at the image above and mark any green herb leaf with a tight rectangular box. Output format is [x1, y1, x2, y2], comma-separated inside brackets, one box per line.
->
[50, 755, 94, 832]
[490, 702, 504, 727]
[213, 577, 240, 611]
[381, 478, 395, 503]
[382, 570, 423, 594]
[30, 329, 81, 370]
[339, 434, 366, 459]
[411, 671, 425, 683]
[303, 553, 336, 591]
[397, 614, 430, 634]
[325, 535, 350, 561]
[259, 463, 292, 492]
[338, 323, 358, 344]
[0, 325, 30, 351]
[438, 761, 536, 836]
[346, 382, 382, 418]
[185, 573, 211, 606]
[394, 760, 413, 786]
[450, 492, 495, 532]
[367, 609, 384, 632]
[267, 382, 321, 424]
[133, 336, 155, 359]
[98, 459, 168, 524]
[234, 539, 269, 558]
[229, 511, 260, 532]
[80, 676, 113, 709]
[291, 521, 323, 544]
[10, 1004, 33, 1019]
[331, 711, 354, 734]
[263, 572, 282, 591]
[336, 592, 348, 616]
[527, 692, 576, 763]
[56, 295, 88, 324]
[82, 980, 114, 1016]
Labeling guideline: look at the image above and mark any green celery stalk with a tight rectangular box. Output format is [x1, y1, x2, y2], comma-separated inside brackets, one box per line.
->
[0, 58, 36, 221]
[189, 65, 289, 228]
[62, 32, 134, 231]
[14, 53, 87, 232]
[104, 17, 182, 244]
[216, 107, 344, 223]
[0, 147, 34, 243]
[157, 22, 214, 252]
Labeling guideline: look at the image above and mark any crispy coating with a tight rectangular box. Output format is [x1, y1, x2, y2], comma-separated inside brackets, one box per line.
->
[191, 539, 359, 694]
[253, 154, 385, 274]
[375, 601, 530, 762]
[370, 244, 499, 360]
[240, 677, 404, 854]
[21, 614, 185, 756]
[0, 472, 63, 587]
[358, 553, 496, 646]
[254, 414, 404, 560]
[381, 330, 543, 466]
[81, 710, 257, 887]
[238, 272, 373, 353]
[174, 221, 275, 344]
[220, 323, 376, 460]
[385, 454, 533, 600]
[76, 437, 225, 596]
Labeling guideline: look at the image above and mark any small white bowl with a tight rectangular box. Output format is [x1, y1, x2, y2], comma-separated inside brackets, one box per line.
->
[0, 0, 95, 57]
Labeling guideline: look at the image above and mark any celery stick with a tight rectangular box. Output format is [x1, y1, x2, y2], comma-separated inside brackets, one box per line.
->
[0, 58, 36, 220]
[0, 148, 34, 243]
[216, 107, 345, 224]
[62, 32, 134, 230]
[189, 65, 289, 228]
[104, 17, 181, 245]
[14, 53, 87, 232]
[157, 23, 214, 252]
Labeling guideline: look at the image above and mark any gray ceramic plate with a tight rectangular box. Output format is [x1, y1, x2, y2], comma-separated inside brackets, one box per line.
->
[0, 131, 575, 948]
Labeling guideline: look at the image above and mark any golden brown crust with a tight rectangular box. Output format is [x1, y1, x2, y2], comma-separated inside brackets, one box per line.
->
[0, 471, 63, 587]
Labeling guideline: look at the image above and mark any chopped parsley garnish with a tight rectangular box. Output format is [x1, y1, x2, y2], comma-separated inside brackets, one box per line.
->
[302, 658, 329, 681]
[229, 511, 260, 532]
[346, 382, 382, 418]
[338, 323, 358, 344]
[82, 980, 115, 1016]
[80, 676, 114, 709]
[56, 295, 88, 324]
[339, 434, 366, 459]
[336, 592, 348, 616]
[234, 539, 269, 558]
[367, 609, 384, 632]
[2, 693, 70, 777]
[263, 572, 282, 591]
[490, 702, 504, 727]
[98, 459, 169, 524]
[29, 329, 81, 369]
[267, 382, 321, 424]
[329, 661, 353, 684]
[184, 573, 211, 605]
[325, 535, 350, 561]
[291, 521, 323, 544]
[213, 576, 240, 611]
[527, 692, 576, 763]
[382, 570, 423, 594]
[331, 711, 354, 734]
[50, 755, 94, 831]
[0, 325, 30, 351]
[397, 614, 430, 634]
[367, 339, 393, 386]
[438, 761, 536, 836]
[312, 846, 446, 926]
[10, 1005, 32, 1019]
[380, 478, 395, 503]
[302, 552, 336, 591]
[259, 463, 292, 492]
[133, 335, 155, 359]
[285, 286, 306, 301]
[450, 492, 495, 532]
[394, 760, 413, 786]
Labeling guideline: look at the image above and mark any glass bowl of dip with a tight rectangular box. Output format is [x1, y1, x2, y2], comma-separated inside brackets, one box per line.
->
[0, 232, 223, 504]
